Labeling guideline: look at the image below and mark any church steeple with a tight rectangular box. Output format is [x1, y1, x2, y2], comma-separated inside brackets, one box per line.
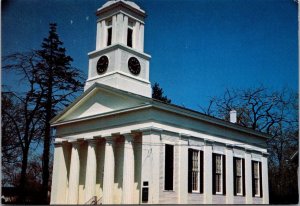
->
[85, 0, 151, 98]
[95, 0, 146, 52]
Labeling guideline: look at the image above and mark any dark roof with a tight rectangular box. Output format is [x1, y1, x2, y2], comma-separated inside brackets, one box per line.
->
[51, 82, 271, 140]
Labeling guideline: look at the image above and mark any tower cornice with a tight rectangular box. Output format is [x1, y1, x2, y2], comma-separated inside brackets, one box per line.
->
[96, 1, 146, 19]
[88, 44, 151, 60]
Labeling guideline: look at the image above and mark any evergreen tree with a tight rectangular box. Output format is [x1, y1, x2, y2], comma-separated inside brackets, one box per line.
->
[152, 82, 171, 103]
[36, 23, 84, 203]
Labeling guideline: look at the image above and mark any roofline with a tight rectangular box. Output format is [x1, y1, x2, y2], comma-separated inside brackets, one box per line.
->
[96, 1, 146, 18]
[150, 101, 271, 139]
[51, 83, 271, 140]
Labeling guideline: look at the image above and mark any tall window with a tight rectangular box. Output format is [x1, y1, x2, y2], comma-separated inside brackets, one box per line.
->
[213, 153, 226, 195]
[192, 150, 200, 192]
[188, 149, 203, 193]
[127, 21, 133, 47]
[127, 28, 133, 47]
[164, 144, 174, 190]
[215, 155, 222, 193]
[106, 20, 112, 46]
[234, 158, 243, 195]
[252, 161, 262, 197]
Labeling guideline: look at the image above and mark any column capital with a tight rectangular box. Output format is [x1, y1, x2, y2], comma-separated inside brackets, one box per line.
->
[86, 139, 98, 146]
[244, 148, 253, 153]
[122, 133, 134, 142]
[69, 140, 83, 149]
[104, 136, 115, 146]
[136, 126, 163, 135]
[261, 152, 269, 157]
[226, 144, 234, 149]
[204, 139, 214, 146]
[179, 133, 190, 140]
[54, 141, 63, 147]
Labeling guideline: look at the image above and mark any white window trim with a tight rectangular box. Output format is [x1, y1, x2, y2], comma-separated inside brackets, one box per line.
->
[254, 162, 261, 197]
[213, 150, 224, 155]
[192, 150, 200, 193]
[236, 158, 243, 196]
[215, 154, 223, 195]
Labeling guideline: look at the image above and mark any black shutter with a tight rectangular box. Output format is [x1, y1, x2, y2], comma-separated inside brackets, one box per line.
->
[200, 150, 204, 193]
[252, 161, 255, 197]
[259, 162, 263, 197]
[164, 144, 174, 190]
[222, 155, 226, 195]
[212, 153, 216, 194]
[188, 149, 193, 193]
[170, 145, 174, 190]
[233, 157, 237, 196]
[242, 158, 245, 196]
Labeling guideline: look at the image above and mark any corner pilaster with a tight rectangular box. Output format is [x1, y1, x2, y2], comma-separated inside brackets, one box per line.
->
[204, 140, 213, 204]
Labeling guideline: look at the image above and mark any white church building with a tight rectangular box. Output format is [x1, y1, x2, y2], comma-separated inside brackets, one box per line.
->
[50, 0, 269, 204]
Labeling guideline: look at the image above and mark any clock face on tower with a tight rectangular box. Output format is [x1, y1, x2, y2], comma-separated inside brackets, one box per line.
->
[97, 55, 109, 74]
[128, 57, 141, 75]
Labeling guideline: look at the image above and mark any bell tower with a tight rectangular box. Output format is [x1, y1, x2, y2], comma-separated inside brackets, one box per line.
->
[85, 0, 152, 98]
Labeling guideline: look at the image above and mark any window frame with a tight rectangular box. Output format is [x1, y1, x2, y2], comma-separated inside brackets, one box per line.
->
[191, 149, 200, 193]
[106, 19, 112, 46]
[127, 20, 134, 47]
[215, 154, 223, 195]
[235, 158, 243, 196]
[253, 161, 260, 197]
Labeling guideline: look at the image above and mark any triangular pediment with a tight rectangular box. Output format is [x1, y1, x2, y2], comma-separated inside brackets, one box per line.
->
[51, 83, 150, 123]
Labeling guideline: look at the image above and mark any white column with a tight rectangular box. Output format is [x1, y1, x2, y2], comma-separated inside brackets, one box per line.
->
[116, 13, 123, 44]
[245, 151, 253, 204]
[112, 15, 117, 45]
[102, 138, 115, 204]
[139, 24, 144, 52]
[226, 146, 234, 204]
[262, 154, 269, 204]
[178, 137, 188, 204]
[123, 16, 128, 45]
[204, 141, 213, 204]
[122, 134, 134, 203]
[67, 141, 81, 204]
[133, 21, 140, 49]
[140, 129, 161, 204]
[50, 142, 70, 204]
[151, 130, 161, 204]
[84, 139, 98, 202]
[96, 21, 101, 50]
[100, 20, 106, 48]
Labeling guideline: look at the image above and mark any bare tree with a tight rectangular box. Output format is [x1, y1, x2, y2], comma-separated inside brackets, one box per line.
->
[201, 86, 298, 204]
[2, 23, 85, 203]
[2, 63, 44, 203]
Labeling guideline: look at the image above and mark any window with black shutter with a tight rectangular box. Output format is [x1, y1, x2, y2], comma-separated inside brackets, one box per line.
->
[200, 150, 204, 193]
[259, 162, 263, 198]
[242, 158, 245, 196]
[252, 161, 262, 197]
[234, 157, 244, 196]
[188, 149, 202, 193]
[213, 153, 225, 195]
[164, 144, 174, 190]
[222, 154, 226, 195]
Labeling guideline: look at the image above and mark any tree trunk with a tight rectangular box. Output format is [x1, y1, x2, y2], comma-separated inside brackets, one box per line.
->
[42, 76, 53, 203]
[42, 121, 50, 203]
[18, 146, 29, 203]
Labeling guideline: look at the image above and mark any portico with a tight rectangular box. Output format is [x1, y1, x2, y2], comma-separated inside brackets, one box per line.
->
[51, 132, 143, 204]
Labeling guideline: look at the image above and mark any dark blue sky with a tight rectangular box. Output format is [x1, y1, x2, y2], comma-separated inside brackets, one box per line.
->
[2, 0, 298, 110]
